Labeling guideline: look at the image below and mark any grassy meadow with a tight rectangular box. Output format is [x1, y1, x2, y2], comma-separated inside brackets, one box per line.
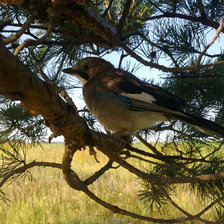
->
[0, 143, 218, 224]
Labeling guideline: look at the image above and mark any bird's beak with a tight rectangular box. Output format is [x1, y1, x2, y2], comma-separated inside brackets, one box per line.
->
[62, 68, 79, 74]
[63, 67, 89, 82]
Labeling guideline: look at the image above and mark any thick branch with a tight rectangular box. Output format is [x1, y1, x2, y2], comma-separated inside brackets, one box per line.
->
[1, 39, 224, 186]
[116, 0, 132, 35]
[0, 38, 126, 152]
[47, 0, 118, 43]
[61, 146, 194, 223]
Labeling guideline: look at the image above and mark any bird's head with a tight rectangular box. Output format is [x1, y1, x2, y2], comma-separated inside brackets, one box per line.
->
[63, 57, 114, 86]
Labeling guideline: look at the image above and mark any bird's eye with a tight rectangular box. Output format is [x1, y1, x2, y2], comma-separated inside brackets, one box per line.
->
[84, 64, 89, 71]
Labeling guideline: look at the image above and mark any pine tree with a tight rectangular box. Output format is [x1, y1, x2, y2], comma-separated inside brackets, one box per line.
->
[1, 0, 224, 222]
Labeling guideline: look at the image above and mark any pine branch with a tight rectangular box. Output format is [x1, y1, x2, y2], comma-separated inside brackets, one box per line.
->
[195, 16, 224, 68]
[129, 12, 224, 33]
[83, 159, 114, 185]
[3, 15, 34, 45]
[62, 144, 195, 223]
[102, 0, 114, 18]
[63, 142, 218, 223]
[13, 17, 53, 56]
[197, 0, 206, 18]
[116, 0, 132, 35]
[0, 161, 62, 188]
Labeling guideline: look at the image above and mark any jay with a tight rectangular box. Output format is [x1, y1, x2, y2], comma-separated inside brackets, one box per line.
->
[63, 57, 224, 138]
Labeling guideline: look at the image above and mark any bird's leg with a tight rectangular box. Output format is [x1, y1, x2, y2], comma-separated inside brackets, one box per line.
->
[112, 130, 133, 144]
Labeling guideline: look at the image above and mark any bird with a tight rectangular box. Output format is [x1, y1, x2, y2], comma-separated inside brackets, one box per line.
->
[63, 57, 224, 138]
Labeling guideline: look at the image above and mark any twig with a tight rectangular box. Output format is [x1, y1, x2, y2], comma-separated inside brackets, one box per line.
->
[197, 0, 206, 18]
[120, 42, 224, 73]
[118, 51, 128, 69]
[0, 161, 62, 188]
[129, 12, 224, 33]
[83, 186, 192, 223]
[53, 53, 67, 82]
[13, 17, 53, 56]
[195, 16, 224, 68]
[83, 160, 113, 185]
[29, 49, 52, 82]
[3, 15, 34, 45]
[148, 0, 166, 14]
[117, 0, 132, 35]
[102, 0, 114, 18]
[164, 192, 214, 224]
[135, 134, 164, 156]
[137, 30, 179, 68]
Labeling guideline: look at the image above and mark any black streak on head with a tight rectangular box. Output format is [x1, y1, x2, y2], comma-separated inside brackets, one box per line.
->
[62, 68, 89, 80]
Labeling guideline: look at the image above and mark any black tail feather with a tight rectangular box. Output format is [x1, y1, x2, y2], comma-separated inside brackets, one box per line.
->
[172, 113, 224, 138]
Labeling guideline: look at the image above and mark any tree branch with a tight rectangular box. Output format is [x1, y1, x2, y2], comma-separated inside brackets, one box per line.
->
[197, 0, 206, 18]
[3, 15, 34, 45]
[195, 16, 224, 68]
[13, 16, 53, 56]
[0, 161, 61, 188]
[102, 0, 114, 19]
[62, 144, 196, 223]
[117, 0, 132, 35]
[120, 42, 224, 73]
[83, 160, 114, 185]
[48, 0, 118, 43]
[130, 12, 224, 33]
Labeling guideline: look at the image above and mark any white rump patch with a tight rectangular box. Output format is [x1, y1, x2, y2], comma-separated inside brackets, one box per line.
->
[121, 92, 155, 103]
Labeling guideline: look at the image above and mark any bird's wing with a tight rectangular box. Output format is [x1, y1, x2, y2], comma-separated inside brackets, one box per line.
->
[117, 71, 187, 114]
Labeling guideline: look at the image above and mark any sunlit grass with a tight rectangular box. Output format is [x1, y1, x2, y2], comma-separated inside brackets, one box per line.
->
[0, 143, 218, 224]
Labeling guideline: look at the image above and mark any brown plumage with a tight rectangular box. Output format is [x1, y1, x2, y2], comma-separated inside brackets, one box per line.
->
[63, 57, 224, 138]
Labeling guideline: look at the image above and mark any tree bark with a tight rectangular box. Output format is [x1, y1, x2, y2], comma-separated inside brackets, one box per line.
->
[0, 39, 125, 150]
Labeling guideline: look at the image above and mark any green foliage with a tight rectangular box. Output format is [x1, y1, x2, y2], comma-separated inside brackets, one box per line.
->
[0, 102, 46, 144]
[138, 181, 171, 213]
[1, 0, 224, 222]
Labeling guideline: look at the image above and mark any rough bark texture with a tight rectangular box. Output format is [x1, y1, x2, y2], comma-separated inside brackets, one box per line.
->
[0, 39, 125, 151]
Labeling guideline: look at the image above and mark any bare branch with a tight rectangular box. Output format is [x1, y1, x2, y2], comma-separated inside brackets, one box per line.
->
[117, 0, 132, 35]
[102, 0, 114, 18]
[13, 17, 53, 56]
[197, 0, 206, 18]
[83, 160, 113, 185]
[129, 12, 224, 33]
[0, 161, 61, 188]
[195, 16, 224, 68]
[3, 15, 34, 45]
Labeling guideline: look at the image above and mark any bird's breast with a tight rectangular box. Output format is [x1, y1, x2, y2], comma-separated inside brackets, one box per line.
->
[83, 90, 167, 134]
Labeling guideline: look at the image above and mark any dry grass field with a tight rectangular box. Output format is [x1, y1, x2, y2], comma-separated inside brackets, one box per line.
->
[0, 143, 218, 224]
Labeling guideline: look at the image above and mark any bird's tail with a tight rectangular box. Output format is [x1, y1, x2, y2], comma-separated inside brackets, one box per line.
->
[171, 113, 224, 138]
